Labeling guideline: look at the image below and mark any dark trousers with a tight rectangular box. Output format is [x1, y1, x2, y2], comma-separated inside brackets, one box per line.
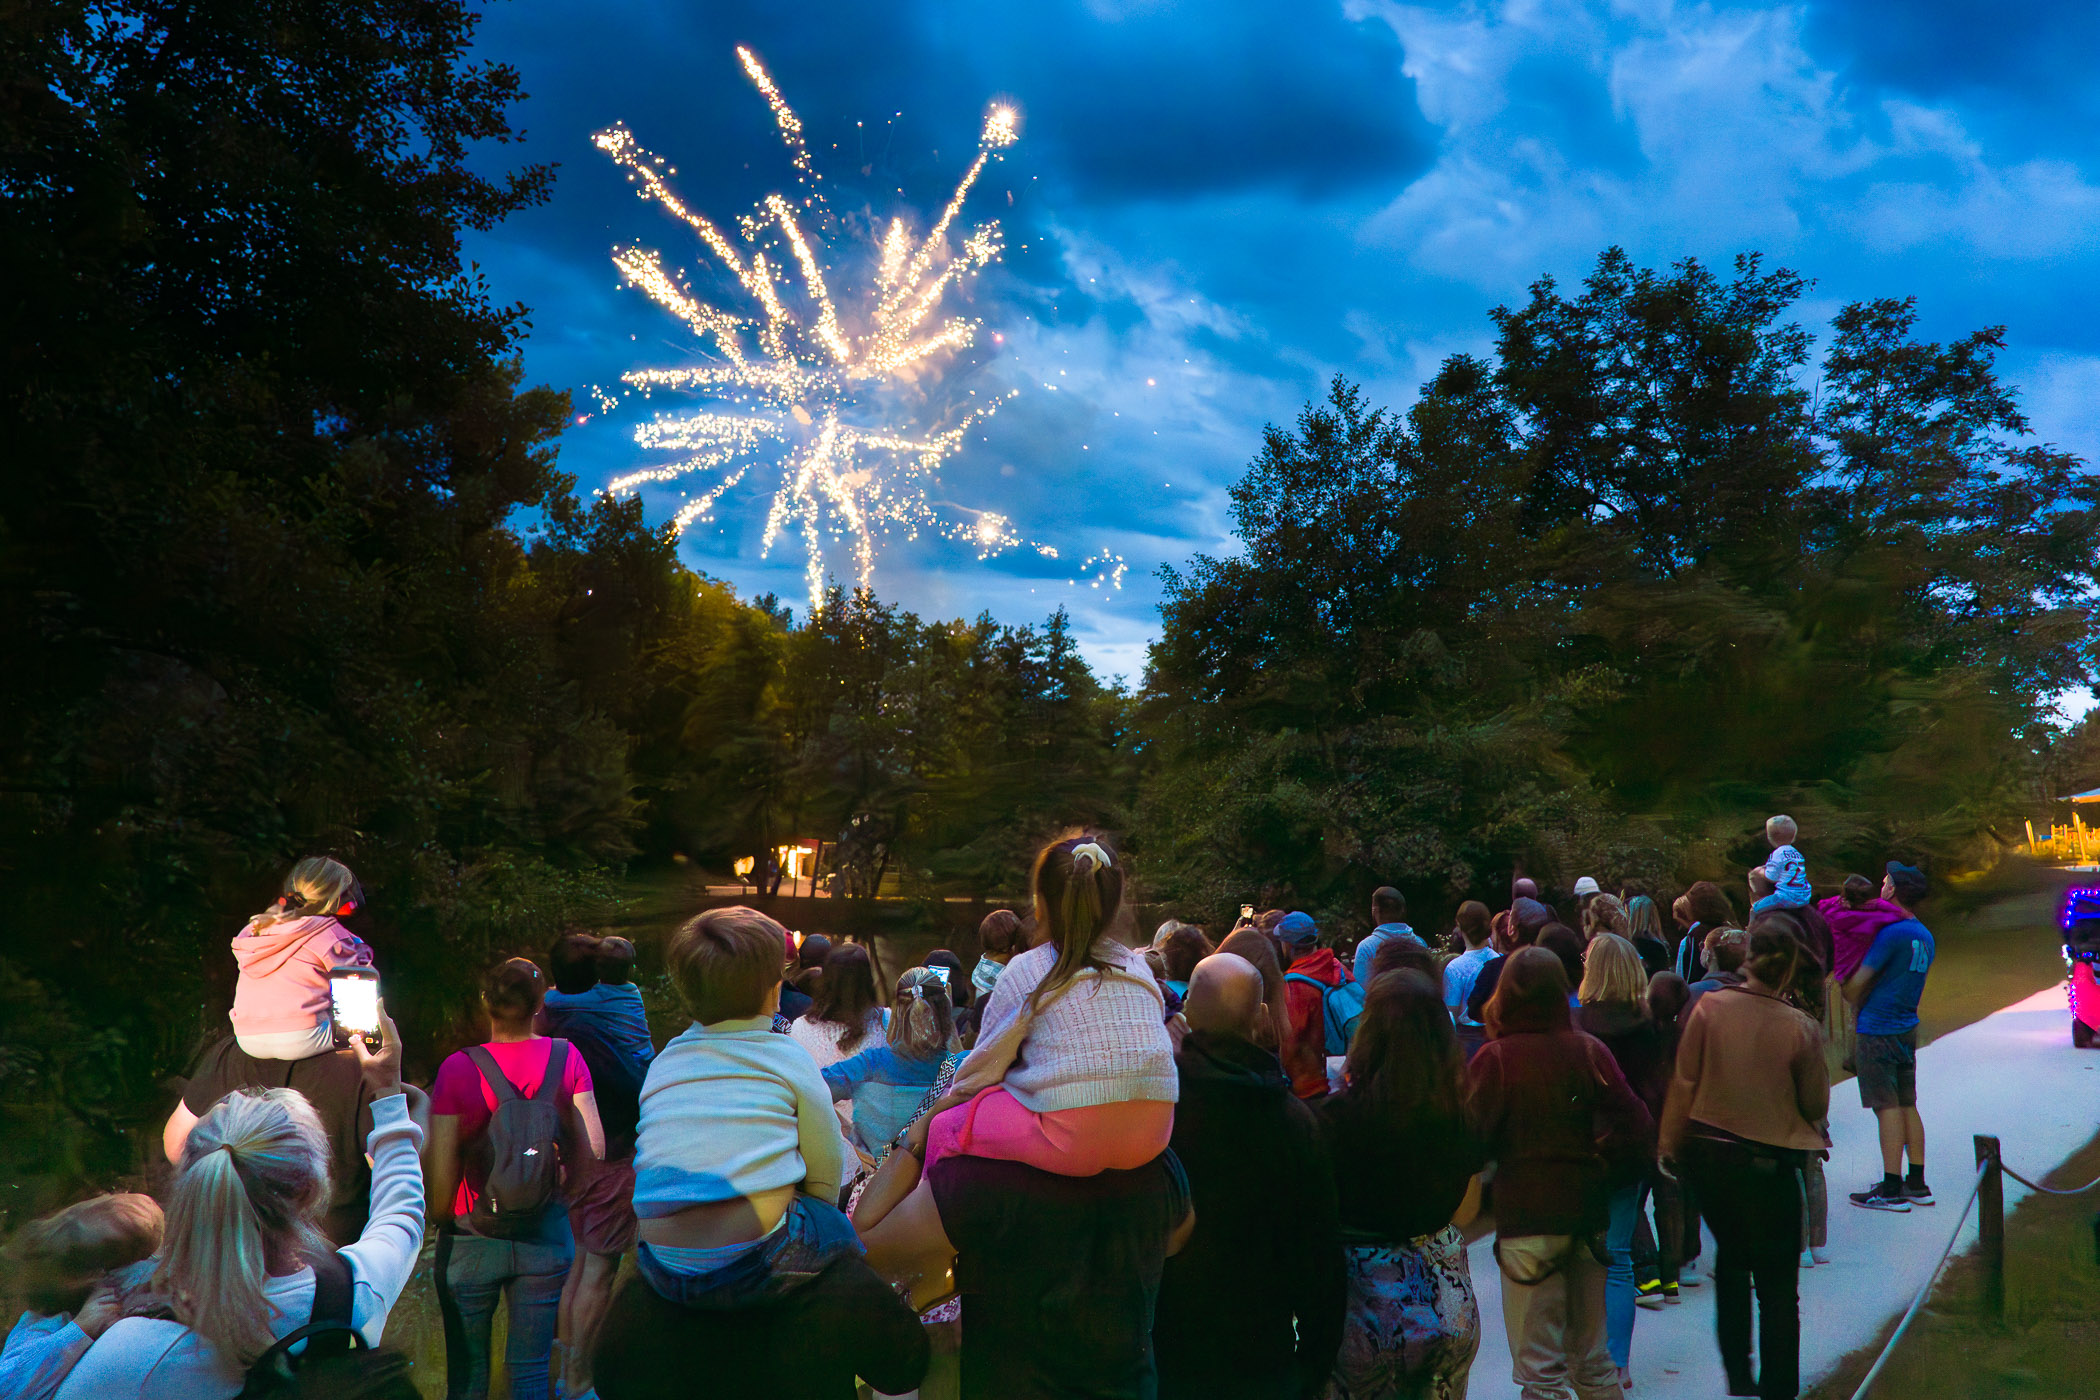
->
[1632, 1171, 1682, 1289]
[1682, 1135, 1804, 1400]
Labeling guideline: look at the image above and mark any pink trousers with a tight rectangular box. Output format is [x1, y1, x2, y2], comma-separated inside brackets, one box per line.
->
[923, 1087, 1174, 1177]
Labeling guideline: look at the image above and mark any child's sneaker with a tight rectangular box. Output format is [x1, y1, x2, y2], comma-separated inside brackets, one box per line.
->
[1849, 1180, 1912, 1212]
[1903, 1177, 1935, 1206]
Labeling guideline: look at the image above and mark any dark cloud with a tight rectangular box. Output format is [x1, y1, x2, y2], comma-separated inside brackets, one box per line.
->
[1805, 0, 2100, 151]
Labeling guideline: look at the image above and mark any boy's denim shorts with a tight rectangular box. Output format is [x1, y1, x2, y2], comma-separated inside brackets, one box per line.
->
[635, 1194, 863, 1309]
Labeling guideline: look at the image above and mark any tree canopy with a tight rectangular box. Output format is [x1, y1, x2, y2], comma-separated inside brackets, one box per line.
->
[1141, 249, 2099, 923]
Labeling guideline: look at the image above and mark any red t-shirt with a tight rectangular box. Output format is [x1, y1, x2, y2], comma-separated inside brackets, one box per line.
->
[431, 1036, 594, 1218]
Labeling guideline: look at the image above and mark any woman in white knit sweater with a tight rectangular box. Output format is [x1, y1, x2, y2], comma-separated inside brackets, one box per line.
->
[912, 833, 1177, 1177]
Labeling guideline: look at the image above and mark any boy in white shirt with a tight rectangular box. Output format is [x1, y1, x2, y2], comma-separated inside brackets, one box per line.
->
[631, 906, 857, 1306]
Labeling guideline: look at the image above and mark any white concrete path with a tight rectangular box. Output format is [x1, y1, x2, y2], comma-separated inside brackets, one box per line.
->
[1463, 982, 2100, 1398]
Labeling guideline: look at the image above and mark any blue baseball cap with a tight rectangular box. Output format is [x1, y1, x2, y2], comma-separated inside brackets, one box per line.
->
[1885, 861, 1927, 902]
[1276, 911, 1318, 945]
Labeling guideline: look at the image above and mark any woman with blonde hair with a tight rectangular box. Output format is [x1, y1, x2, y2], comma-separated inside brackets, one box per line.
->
[1626, 895, 1671, 976]
[229, 856, 377, 1061]
[1577, 934, 1668, 1388]
[57, 1010, 422, 1399]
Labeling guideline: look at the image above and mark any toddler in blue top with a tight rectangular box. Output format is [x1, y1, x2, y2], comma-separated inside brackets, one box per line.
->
[1751, 813, 1811, 913]
[822, 965, 958, 1153]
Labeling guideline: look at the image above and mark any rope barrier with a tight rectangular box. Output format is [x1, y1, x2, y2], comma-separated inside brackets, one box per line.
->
[1847, 1157, 1990, 1400]
[2000, 1162, 2100, 1197]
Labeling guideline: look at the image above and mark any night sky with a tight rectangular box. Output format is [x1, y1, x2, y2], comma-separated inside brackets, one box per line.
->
[464, 0, 2100, 682]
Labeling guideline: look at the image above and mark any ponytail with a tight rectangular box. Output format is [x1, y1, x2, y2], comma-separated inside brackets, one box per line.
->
[888, 966, 956, 1060]
[253, 856, 360, 928]
[154, 1089, 330, 1365]
[1745, 912, 1805, 992]
[1028, 835, 1127, 1012]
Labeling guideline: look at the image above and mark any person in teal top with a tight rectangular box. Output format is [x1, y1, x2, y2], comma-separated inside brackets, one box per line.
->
[822, 966, 957, 1154]
[1843, 862, 1936, 1213]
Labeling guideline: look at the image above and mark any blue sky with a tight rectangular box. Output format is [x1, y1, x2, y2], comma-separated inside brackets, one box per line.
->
[465, 0, 2100, 684]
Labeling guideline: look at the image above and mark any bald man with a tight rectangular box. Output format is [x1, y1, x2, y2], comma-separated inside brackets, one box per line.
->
[1183, 950, 1266, 1035]
[1155, 954, 1344, 1400]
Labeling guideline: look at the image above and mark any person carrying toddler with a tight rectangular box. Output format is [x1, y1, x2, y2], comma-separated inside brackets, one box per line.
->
[228, 856, 376, 1060]
[1750, 814, 1812, 914]
[0, 1194, 163, 1400]
[629, 906, 858, 1309]
[916, 833, 1177, 1179]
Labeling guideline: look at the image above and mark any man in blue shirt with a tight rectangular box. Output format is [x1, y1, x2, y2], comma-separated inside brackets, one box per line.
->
[1843, 862, 1936, 1212]
[1351, 886, 1424, 986]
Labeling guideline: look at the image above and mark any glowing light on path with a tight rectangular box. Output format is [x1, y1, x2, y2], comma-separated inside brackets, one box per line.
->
[591, 53, 1114, 613]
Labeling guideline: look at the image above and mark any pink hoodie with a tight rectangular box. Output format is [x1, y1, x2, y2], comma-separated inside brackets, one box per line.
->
[1816, 894, 1905, 981]
[228, 915, 375, 1038]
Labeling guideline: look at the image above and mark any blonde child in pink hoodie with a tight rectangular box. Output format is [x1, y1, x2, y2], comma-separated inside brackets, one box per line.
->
[229, 856, 376, 1059]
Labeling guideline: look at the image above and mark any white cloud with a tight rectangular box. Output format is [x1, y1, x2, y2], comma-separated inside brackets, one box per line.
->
[1346, 0, 2100, 285]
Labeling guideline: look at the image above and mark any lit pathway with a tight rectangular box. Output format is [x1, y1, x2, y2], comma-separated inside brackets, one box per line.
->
[1463, 982, 2099, 1397]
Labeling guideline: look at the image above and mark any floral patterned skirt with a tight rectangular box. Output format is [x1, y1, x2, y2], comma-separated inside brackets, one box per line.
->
[1329, 1223, 1480, 1400]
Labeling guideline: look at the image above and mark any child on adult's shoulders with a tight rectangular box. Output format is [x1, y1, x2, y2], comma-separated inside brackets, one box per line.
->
[228, 856, 376, 1061]
[631, 907, 858, 1308]
[1750, 813, 1811, 914]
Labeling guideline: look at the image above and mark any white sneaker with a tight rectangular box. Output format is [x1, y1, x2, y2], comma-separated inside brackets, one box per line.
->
[1811, 1247, 1831, 1265]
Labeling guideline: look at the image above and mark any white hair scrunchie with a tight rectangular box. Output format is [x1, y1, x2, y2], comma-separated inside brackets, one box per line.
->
[1070, 841, 1113, 873]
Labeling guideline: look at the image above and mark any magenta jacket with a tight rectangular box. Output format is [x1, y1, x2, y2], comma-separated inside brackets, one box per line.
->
[1816, 895, 1905, 981]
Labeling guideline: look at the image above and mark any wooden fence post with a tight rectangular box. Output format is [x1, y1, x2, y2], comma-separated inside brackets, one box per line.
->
[1974, 1134, 2004, 1322]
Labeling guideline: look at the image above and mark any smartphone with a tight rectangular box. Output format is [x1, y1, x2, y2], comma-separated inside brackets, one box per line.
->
[924, 964, 951, 988]
[1240, 904, 1255, 922]
[329, 967, 382, 1048]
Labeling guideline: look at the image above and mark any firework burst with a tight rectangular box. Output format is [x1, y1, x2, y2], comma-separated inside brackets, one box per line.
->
[591, 49, 1116, 613]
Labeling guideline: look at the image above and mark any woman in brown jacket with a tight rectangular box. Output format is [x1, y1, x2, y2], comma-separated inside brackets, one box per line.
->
[1659, 918, 1830, 1400]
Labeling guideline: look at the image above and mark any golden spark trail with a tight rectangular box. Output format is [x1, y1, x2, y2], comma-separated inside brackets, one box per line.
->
[593, 54, 1123, 613]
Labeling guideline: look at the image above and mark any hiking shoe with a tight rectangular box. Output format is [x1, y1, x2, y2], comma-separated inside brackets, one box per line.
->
[1849, 1181, 1912, 1211]
[1903, 1179, 1935, 1206]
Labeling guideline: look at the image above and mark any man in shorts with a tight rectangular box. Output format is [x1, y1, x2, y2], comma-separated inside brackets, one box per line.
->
[1844, 861, 1936, 1212]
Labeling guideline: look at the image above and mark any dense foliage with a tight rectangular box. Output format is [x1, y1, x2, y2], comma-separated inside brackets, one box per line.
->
[0, 0, 1123, 1191]
[1141, 250, 2100, 924]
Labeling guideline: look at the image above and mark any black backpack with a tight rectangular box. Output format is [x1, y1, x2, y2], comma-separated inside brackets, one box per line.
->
[464, 1040, 569, 1237]
[240, 1249, 416, 1399]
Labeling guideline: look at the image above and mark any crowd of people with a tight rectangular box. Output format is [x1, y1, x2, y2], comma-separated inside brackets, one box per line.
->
[1, 817, 1945, 1400]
